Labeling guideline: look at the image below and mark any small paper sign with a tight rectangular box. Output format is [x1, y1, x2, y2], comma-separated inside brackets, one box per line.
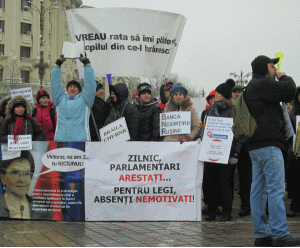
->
[7, 135, 32, 151]
[100, 117, 130, 143]
[11, 87, 33, 103]
[160, 112, 191, 136]
[198, 116, 233, 164]
[62, 41, 85, 58]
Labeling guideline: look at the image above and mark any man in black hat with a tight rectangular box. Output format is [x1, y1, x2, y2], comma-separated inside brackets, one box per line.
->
[89, 82, 110, 141]
[245, 55, 299, 246]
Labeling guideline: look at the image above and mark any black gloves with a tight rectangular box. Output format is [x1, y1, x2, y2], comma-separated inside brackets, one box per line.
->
[79, 54, 91, 66]
[55, 54, 66, 67]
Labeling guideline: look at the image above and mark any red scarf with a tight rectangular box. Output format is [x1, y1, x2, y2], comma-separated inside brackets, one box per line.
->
[14, 116, 24, 142]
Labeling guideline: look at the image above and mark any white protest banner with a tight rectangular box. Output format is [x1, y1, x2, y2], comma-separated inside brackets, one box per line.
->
[7, 135, 32, 151]
[198, 116, 233, 164]
[65, 8, 186, 79]
[11, 87, 34, 103]
[160, 112, 191, 136]
[85, 141, 203, 221]
[99, 117, 130, 143]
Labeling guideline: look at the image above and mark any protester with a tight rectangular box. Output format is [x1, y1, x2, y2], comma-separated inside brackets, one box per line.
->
[104, 83, 139, 141]
[286, 87, 300, 218]
[231, 85, 243, 100]
[285, 101, 293, 112]
[200, 90, 215, 133]
[158, 81, 174, 111]
[230, 85, 253, 217]
[0, 150, 50, 219]
[135, 83, 161, 141]
[246, 55, 299, 247]
[163, 84, 200, 142]
[0, 96, 11, 127]
[203, 79, 240, 222]
[51, 54, 96, 142]
[89, 82, 110, 141]
[32, 89, 56, 141]
[0, 95, 45, 142]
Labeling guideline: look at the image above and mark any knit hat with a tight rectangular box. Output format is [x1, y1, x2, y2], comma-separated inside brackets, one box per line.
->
[36, 89, 50, 103]
[170, 84, 188, 97]
[251, 55, 279, 76]
[132, 90, 138, 100]
[138, 83, 151, 96]
[164, 82, 174, 90]
[231, 85, 243, 92]
[67, 80, 82, 92]
[215, 79, 235, 99]
[96, 81, 103, 91]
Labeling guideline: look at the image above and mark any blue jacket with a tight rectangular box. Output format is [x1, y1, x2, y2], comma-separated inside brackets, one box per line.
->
[50, 65, 96, 142]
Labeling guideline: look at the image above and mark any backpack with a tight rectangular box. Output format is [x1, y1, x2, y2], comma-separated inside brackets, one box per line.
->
[232, 87, 257, 143]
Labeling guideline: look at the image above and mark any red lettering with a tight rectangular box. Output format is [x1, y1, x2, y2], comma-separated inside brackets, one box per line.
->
[119, 174, 124, 181]
[178, 196, 184, 202]
[125, 175, 131, 181]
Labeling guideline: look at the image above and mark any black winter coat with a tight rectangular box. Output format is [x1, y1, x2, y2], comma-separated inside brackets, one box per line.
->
[135, 97, 161, 141]
[246, 74, 296, 151]
[105, 83, 140, 141]
[89, 96, 110, 141]
[0, 117, 46, 143]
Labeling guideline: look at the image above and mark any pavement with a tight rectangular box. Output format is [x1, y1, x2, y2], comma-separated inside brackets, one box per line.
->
[0, 191, 299, 247]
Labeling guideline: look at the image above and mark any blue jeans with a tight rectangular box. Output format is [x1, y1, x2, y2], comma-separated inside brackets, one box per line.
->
[249, 146, 289, 239]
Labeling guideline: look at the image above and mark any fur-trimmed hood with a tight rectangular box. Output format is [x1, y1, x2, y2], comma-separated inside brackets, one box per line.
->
[165, 96, 193, 112]
[5, 95, 32, 119]
[0, 96, 11, 117]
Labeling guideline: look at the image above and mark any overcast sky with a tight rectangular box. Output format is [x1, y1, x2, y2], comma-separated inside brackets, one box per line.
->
[81, 0, 300, 95]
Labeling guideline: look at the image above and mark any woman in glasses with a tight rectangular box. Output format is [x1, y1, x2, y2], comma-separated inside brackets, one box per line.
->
[0, 151, 49, 219]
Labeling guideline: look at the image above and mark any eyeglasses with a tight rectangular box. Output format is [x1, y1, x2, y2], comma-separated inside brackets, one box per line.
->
[6, 170, 33, 179]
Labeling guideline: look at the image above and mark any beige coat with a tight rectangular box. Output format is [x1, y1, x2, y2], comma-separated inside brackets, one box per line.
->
[163, 97, 200, 142]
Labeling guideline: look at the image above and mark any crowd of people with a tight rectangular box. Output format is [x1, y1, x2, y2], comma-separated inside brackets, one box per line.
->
[0, 53, 300, 246]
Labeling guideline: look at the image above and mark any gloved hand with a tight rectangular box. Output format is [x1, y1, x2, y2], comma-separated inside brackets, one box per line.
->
[55, 54, 66, 67]
[79, 54, 91, 66]
[229, 157, 238, 165]
[229, 153, 239, 164]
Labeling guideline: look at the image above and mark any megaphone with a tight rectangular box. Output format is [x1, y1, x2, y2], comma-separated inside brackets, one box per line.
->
[275, 52, 284, 72]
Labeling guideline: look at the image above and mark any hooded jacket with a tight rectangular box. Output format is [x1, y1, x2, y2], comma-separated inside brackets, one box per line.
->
[135, 97, 161, 141]
[246, 73, 296, 151]
[163, 97, 200, 142]
[0, 96, 11, 127]
[105, 83, 139, 141]
[50, 65, 96, 142]
[0, 95, 45, 142]
[32, 99, 56, 141]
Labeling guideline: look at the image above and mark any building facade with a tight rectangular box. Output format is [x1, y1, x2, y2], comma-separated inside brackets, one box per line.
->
[0, 0, 82, 98]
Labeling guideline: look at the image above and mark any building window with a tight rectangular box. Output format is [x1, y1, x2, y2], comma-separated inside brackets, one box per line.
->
[20, 46, 30, 58]
[0, 69, 3, 82]
[0, 0, 4, 9]
[0, 44, 4, 56]
[0, 20, 4, 33]
[21, 70, 30, 83]
[21, 0, 31, 11]
[21, 23, 31, 35]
